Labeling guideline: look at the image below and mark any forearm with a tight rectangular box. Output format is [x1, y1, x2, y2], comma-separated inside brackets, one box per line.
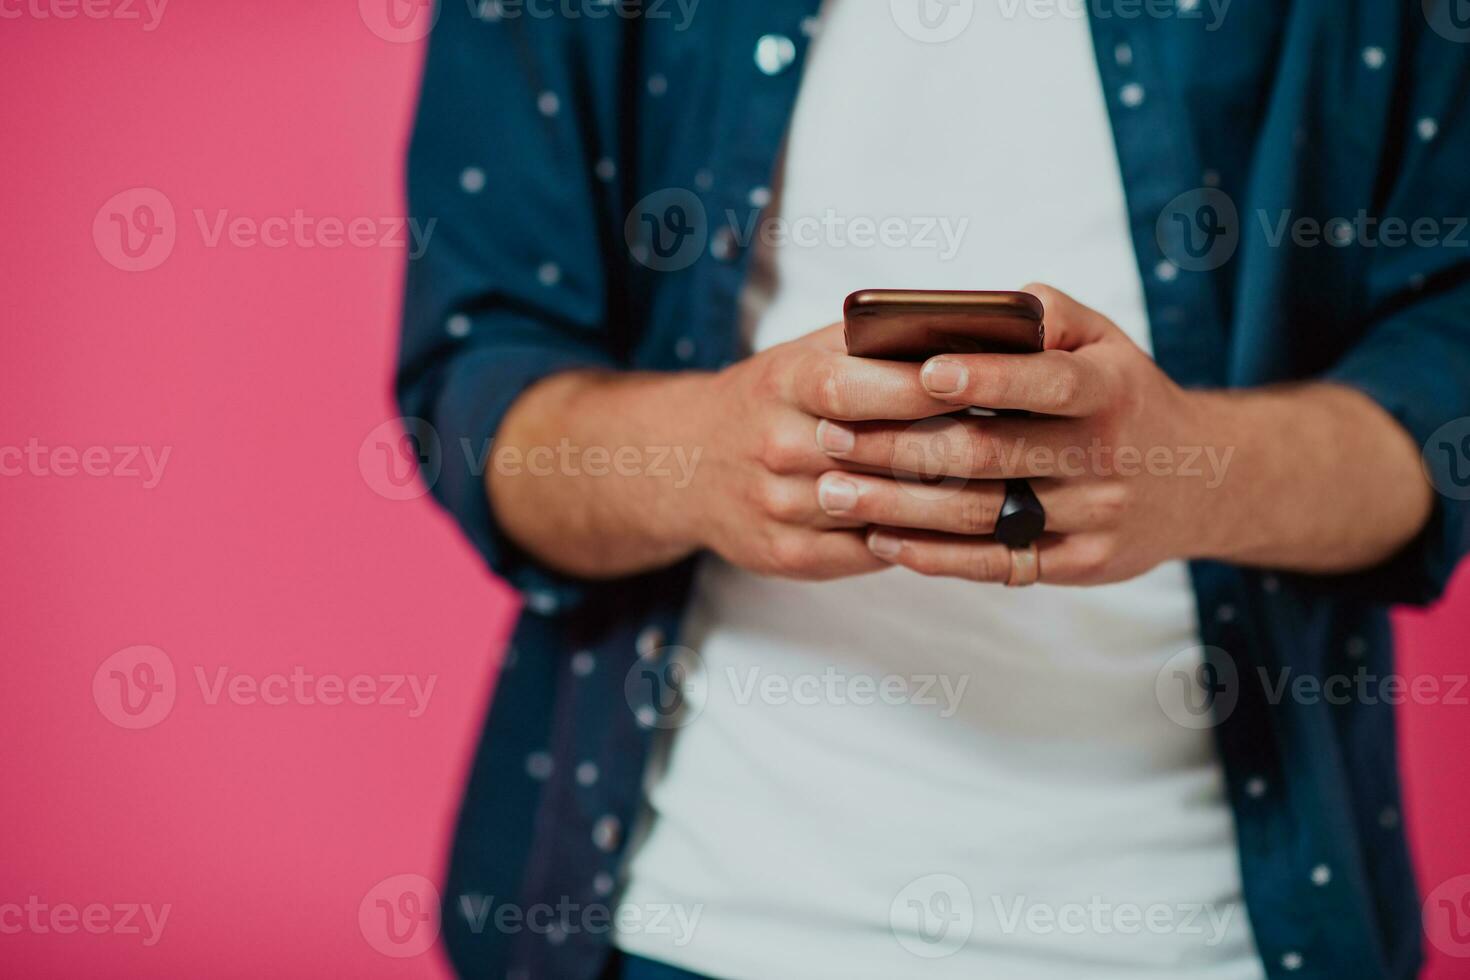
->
[1195, 383, 1434, 574]
[488, 369, 714, 579]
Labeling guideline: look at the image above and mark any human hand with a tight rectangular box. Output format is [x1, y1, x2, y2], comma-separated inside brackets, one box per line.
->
[682, 322, 958, 580]
[810, 284, 1229, 585]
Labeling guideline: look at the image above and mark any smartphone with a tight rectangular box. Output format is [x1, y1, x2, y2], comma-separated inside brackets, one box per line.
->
[842, 288, 1048, 549]
[843, 289, 1044, 361]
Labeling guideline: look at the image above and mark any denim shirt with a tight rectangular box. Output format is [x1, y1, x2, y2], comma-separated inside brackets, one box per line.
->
[397, 2, 1470, 977]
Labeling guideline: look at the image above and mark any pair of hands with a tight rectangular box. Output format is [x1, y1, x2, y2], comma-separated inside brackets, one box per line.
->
[692, 284, 1222, 586]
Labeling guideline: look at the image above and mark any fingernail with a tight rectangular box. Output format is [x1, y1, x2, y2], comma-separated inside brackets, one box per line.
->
[817, 476, 859, 513]
[867, 530, 902, 560]
[922, 358, 968, 395]
[817, 419, 855, 455]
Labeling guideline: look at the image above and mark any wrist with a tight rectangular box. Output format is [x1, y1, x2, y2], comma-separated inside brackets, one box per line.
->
[1176, 383, 1434, 573]
[1174, 388, 1259, 563]
[603, 368, 722, 561]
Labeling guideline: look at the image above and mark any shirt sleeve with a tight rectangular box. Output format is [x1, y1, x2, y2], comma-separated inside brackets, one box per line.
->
[396, 5, 626, 608]
[1319, 25, 1470, 606]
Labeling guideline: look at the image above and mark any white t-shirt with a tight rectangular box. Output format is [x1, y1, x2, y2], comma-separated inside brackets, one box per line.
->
[616, 3, 1262, 978]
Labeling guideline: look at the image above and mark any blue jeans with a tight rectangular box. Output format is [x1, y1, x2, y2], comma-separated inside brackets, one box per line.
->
[619, 953, 711, 980]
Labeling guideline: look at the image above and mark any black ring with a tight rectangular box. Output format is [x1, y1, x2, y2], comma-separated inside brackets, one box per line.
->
[994, 478, 1046, 549]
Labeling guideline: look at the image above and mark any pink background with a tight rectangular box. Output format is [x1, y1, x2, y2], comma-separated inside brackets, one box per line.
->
[2, 4, 1468, 977]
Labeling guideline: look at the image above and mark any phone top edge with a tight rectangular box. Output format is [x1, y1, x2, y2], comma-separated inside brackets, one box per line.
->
[843, 288, 1045, 322]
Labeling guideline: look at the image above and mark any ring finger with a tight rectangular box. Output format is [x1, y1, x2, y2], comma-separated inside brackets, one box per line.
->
[816, 472, 1107, 535]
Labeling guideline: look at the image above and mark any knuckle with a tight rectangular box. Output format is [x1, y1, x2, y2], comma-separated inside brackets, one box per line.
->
[954, 489, 997, 535]
[967, 429, 1001, 474]
[1048, 367, 1083, 412]
[1090, 482, 1131, 527]
[905, 547, 941, 577]
[758, 426, 809, 474]
[892, 421, 942, 477]
[755, 479, 800, 522]
[1094, 412, 1124, 447]
[964, 547, 1004, 582]
[1071, 538, 1114, 580]
[768, 534, 813, 579]
[814, 360, 850, 418]
[751, 351, 786, 403]
[986, 367, 1019, 408]
[1112, 365, 1144, 419]
[890, 433, 926, 476]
